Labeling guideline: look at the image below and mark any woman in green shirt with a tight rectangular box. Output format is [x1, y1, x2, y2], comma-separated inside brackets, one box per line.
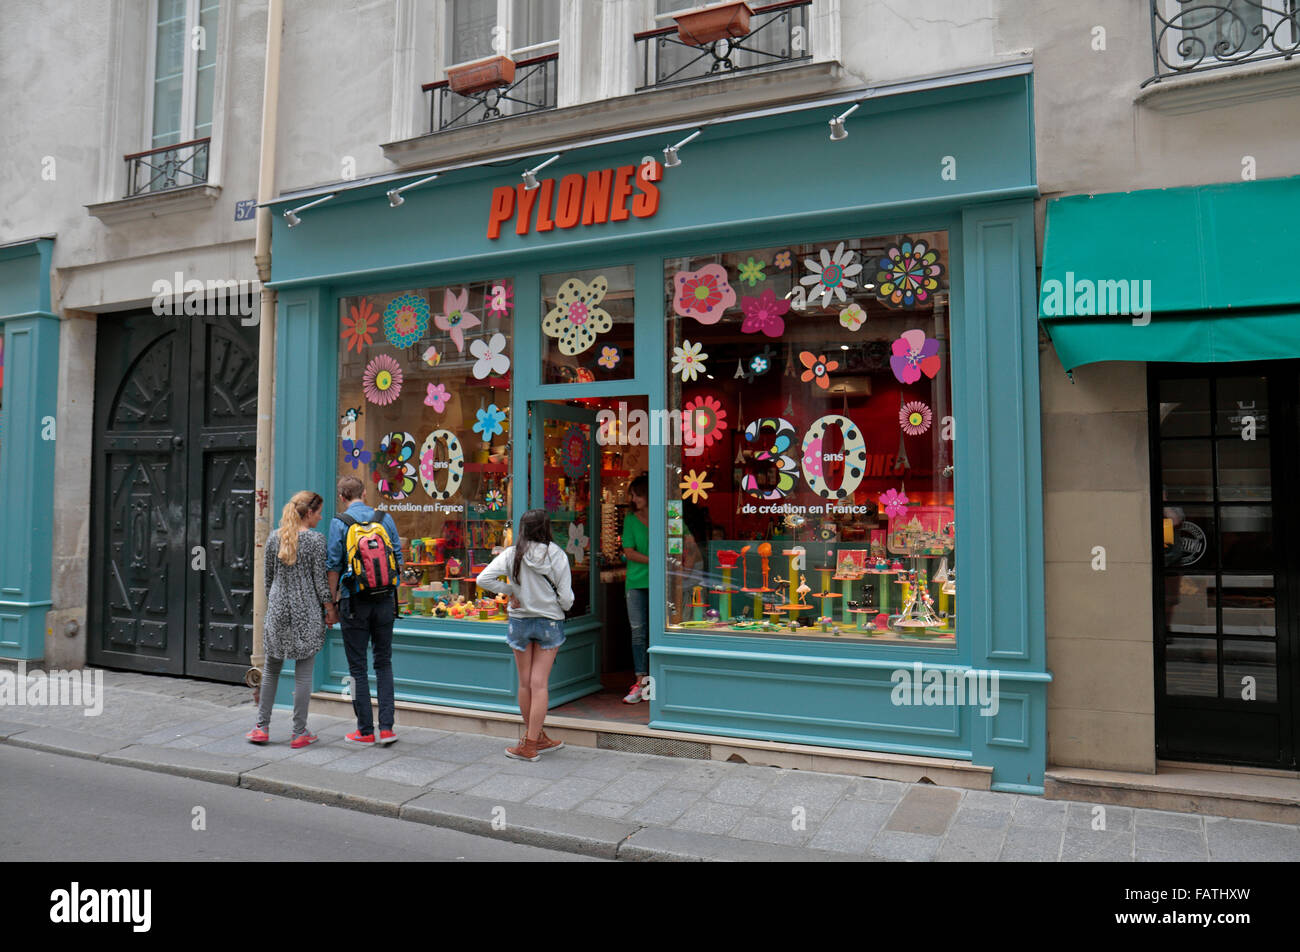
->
[622, 474, 651, 703]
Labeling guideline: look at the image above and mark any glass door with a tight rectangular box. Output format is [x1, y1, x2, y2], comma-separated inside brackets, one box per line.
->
[1151, 364, 1298, 768]
[529, 401, 600, 621]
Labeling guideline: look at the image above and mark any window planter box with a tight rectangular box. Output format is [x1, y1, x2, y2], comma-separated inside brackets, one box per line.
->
[673, 1, 754, 47]
[446, 55, 517, 95]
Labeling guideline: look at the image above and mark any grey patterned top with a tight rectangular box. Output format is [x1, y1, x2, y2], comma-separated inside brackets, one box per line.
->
[264, 529, 331, 660]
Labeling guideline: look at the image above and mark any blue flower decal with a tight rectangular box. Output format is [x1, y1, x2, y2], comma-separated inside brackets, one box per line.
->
[343, 438, 371, 469]
[473, 403, 507, 442]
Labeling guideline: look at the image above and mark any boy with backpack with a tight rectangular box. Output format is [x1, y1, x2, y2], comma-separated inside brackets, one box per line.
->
[327, 475, 404, 745]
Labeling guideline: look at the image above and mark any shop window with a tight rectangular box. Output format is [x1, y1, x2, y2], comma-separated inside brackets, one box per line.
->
[338, 279, 514, 621]
[663, 232, 956, 644]
[540, 264, 636, 384]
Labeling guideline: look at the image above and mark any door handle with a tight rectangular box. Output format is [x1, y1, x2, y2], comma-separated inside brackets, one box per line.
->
[172, 436, 185, 449]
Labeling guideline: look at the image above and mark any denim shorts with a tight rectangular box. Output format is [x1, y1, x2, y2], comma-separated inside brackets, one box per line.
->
[506, 616, 566, 652]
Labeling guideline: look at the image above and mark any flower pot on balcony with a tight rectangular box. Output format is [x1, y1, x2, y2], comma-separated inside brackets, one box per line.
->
[446, 55, 516, 95]
[673, 1, 754, 47]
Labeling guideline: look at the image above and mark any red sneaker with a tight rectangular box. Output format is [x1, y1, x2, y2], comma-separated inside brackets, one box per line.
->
[345, 730, 375, 745]
[376, 730, 398, 746]
[290, 732, 319, 749]
[246, 727, 269, 744]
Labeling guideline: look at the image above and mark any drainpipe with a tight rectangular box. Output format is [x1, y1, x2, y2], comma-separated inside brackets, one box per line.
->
[249, 0, 284, 689]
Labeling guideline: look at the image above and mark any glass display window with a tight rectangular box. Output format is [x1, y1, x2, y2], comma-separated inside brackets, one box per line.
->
[338, 278, 514, 621]
[541, 264, 635, 384]
[664, 232, 956, 644]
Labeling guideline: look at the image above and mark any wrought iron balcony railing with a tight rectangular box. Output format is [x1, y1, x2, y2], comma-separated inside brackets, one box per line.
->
[635, 0, 812, 91]
[422, 52, 558, 133]
[123, 137, 211, 197]
[1144, 0, 1300, 86]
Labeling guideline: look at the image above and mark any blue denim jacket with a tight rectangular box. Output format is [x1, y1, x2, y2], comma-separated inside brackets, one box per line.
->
[327, 501, 404, 598]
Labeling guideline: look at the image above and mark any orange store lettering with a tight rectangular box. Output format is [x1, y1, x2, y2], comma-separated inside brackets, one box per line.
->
[487, 161, 663, 239]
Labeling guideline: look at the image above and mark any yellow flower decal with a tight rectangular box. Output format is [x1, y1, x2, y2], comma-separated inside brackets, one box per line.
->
[543, 275, 614, 356]
[680, 469, 713, 504]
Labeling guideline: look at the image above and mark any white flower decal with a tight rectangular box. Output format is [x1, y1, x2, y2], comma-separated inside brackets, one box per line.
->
[800, 241, 863, 308]
[543, 276, 614, 356]
[470, 332, 511, 379]
[671, 340, 708, 382]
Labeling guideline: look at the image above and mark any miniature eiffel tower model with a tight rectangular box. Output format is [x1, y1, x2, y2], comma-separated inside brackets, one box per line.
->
[894, 567, 943, 628]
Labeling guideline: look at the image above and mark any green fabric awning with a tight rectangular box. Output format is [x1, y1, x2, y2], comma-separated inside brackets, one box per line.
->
[1038, 175, 1300, 370]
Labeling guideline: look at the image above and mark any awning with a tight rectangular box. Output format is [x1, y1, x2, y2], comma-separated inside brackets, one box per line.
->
[1038, 175, 1300, 371]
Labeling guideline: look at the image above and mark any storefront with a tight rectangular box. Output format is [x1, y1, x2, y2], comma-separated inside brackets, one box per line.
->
[1040, 174, 1300, 772]
[268, 63, 1049, 792]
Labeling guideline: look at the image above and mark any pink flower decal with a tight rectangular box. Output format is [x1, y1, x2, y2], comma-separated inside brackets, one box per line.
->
[802, 436, 825, 478]
[425, 382, 450, 413]
[434, 287, 481, 353]
[362, 354, 403, 406]
[673, 264, 736, 324]
[486, 281, 513, 319]
[879, 488, 909, 520]
[740, 288, 791, 337]
[890, 329, 941, 384]
[419, 448, 438, 483]
[900, 401, 932, 436]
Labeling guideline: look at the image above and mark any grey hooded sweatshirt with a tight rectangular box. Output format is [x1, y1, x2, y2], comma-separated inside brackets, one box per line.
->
[476, 541, 575, 620]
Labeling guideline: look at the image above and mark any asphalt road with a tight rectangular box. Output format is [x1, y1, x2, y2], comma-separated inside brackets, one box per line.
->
[0, 745, 601, 862]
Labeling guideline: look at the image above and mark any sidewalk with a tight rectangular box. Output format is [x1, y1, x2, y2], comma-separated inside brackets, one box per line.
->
[3, 665, 1298, 861]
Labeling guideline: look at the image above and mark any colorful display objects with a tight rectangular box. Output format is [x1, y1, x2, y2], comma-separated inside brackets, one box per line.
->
[673, 264, 736, 324]
[560, 424, 588, 479]
[890, 329, 941, 384]
[876, 237, 944, 308]
[739, 288, 790, 337]
[382, 293, 430, 349]
[740, 415, 867, 501]
[682, 395, 727, 450]
[375, 431, 417, 499]
[418, 429, 465, 500]
[362, 354, 403, 406]
[900, 400, 933, 436]
[887, 505, 956, 556]
[800, 241, 862, 308]
[543, 275, 614, 356]
[341, 298, 378, 353]
[740, 417, 798, 500]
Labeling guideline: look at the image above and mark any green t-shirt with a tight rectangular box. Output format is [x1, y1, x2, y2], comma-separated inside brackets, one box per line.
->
[622, 511, 650, 589]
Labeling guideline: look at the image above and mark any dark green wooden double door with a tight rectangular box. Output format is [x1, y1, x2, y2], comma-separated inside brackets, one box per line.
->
[89, 312, 258, 682]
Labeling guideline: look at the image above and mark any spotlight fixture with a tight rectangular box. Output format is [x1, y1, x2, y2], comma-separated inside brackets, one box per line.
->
[387, 173, 440, 208]
[828, 103, 861, 141]
[283, 193, 337, 228]
[522, 154, 561, 190]
[662, 129, 702, 168]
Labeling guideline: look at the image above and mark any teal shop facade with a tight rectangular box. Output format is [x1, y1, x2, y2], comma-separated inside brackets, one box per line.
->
[0, 238, 60, 661]
[268, 64, 1050, 792]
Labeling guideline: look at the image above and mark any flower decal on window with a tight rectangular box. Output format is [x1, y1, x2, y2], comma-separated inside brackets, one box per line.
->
[567, 522, 589, 561]
[597, 345, 621, 370]
[543, 482, 562, 510]
[739, 288, 790, 338]
[342, 438, 371, 470]
[875, 237, 943, 308]
[673, 264, 736, 324]
[484, 488, 506, 511]
[341, 298, 378, 353]
[879, 488, 910, 520]
[470, 332, 511, 379]
[900, 401, 933, 436]
[422, 346, 441, 367]
[560, 425, 588, 479]
[680, 469, 713, 504]
[362, 354, 403, 406]
[683, 395, 728, 450]
[799, 351, 839, 390]
[543, 275, 614, 356]
[424, 382, 450, 413]
[382, 293, 430, 350]
[747, 350, 772, 378]
[434, 287, 482, 353]
[737, 257, 766, 287]
[800, 242, 862, 308]
[890, 329, 941, 384]
[486, 281, 513, 319]
[473, 403, 507, 442]
[773, 250, 792, 270]
[671, 340, 708, 382]
[838, 303, 866, 331]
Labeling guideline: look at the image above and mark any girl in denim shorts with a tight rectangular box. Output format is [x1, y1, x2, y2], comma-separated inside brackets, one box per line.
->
[476, 509, 575, 762]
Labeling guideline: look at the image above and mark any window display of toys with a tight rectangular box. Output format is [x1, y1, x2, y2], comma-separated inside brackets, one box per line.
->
[681, 585, 713, 627]
[712, 550, 741, 621]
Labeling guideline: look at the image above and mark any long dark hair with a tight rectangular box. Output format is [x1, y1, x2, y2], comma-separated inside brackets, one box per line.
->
[628, 474, 648, 511]
[512, 509, 554, 581]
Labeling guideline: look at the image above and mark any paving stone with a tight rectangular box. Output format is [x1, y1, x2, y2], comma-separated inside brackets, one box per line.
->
[1061, 828, 1134, 862]
[1135, 826, 1207, 856]
[320, 747, 400, 773]
[567, 757, 631, 782]
[1009, 798, 1068, 829]
[808, 800, 895, 853]
[842, 777, 909, 802]
[1066, 801, 1134, 833]
[620, 827, 862, 863]
[628, 788, 702, 825]
[101, 745, 264, 786]
[870, 830, 941, 862]
[429, 762, 501, 793]
[705, 773, 773, 807]
[998, 827, 1063, 861]
[886, 785, 961, 835]
[937, 826, 1003, 862]
[525, 777, 609, 811]
[498, 751, 583, 779]
[465, 772, 556, 803]
[193, 736, 296, 761]
[365, 756, 463, 787]
[670, 799, 748, 836]
[596, 769, 670, 803]
[159, 736, 206, 749]
[1137, 850, 1207, 863]
[1205, 818, 1300, 862]
[1134, 809, 1204, 831]
[241, 762, 424, 817]
[573, 799, 636, 819]
[285, 744, 353, 766]
[421, 731, 512, 763]
[951, 806, 1014, 831]
[671, 761, 737, 791]
[729, 812, 813, 848]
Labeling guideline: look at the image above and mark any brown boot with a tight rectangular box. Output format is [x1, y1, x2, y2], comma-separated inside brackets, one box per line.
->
[505, 736, 540, 762]
[523, 719, 564, 755]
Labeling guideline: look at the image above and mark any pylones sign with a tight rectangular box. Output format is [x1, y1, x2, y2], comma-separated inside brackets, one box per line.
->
[488, 161, 663, 238]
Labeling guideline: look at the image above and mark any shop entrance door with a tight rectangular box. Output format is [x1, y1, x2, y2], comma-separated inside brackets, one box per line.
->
[89, 311, 258, 682]
[1150, 364, 1299, 768]
[528, 402, 600, 622]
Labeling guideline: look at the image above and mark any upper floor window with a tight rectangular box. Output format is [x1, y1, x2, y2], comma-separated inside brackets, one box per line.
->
[446, 0, 560, 65]
[1146, 0, 1300, 85]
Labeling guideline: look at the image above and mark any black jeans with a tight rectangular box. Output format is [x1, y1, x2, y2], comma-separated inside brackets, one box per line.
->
[340, 590, 396, 735]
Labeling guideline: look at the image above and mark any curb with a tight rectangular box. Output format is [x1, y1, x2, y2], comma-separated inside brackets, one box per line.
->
[0, 726, 880, 862]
